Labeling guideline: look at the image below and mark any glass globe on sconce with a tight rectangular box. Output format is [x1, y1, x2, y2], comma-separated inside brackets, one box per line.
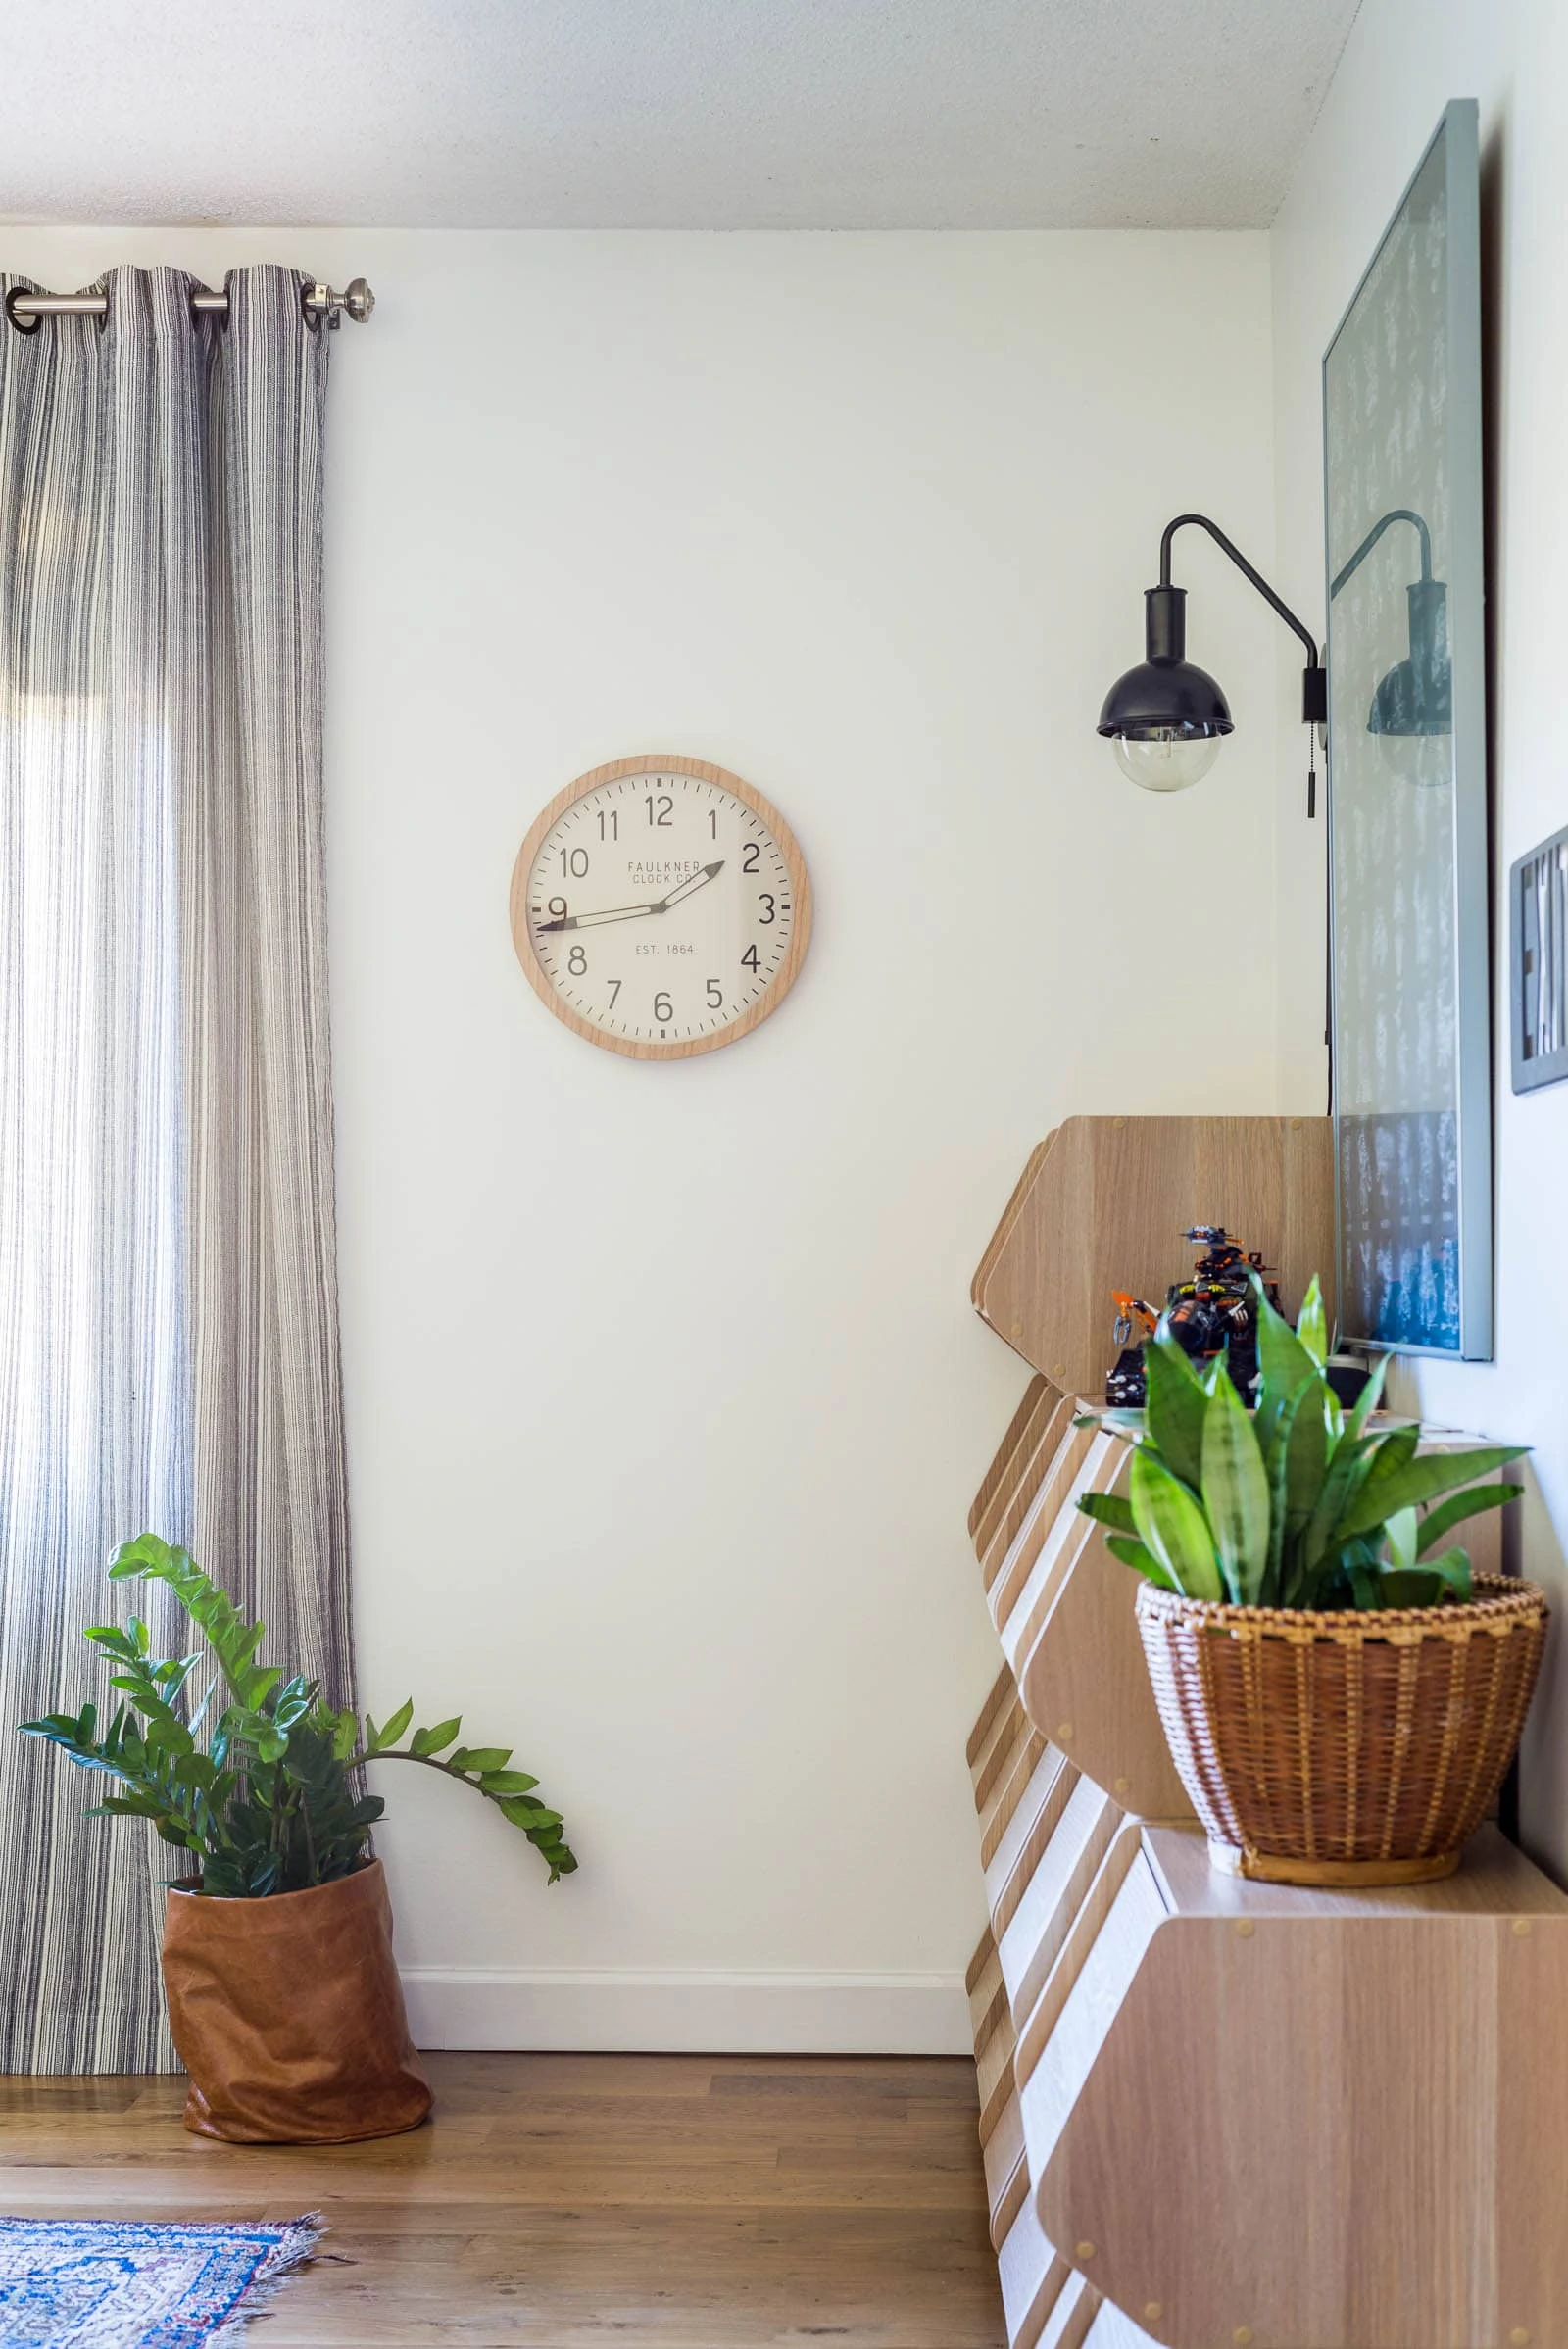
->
[1109, 728, 1225, 794]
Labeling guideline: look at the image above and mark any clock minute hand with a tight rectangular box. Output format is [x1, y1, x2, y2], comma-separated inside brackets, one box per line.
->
[535, 898, 662, 934]
[657, 860, 725, 911]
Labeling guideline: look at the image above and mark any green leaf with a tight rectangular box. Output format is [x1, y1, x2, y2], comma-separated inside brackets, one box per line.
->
[1421, 1545, 1474, 1600]
[478, 1769, 541, 1795]
[498, 1797, 563, 1830]
[1335, 1445, 1530, 1543]
[1104, 1534, 1180, 1592]
[411, 1716, 462, 1758]
[1384, 1506, 1419, 1573]
[1417, 1483, 1524, 1557]
[1282, 1377, 1329, 1530]
[1296, 1275, 1329, 1369]
[1143, 1336, 1209, 1492]
[1345, 1352, 1391, 1443]
[368, 1699, 415, 1754]
[1299, 1439, 1378, 1585]
[84, 1627, 139, 1660]
[1129, 1448, 1223, 1602]
[1251, 1277, 1320, 1428]
[1261, 1381, 1308, 1607]
[1376, 1551, 1473, 1609]
[1361, 1420, 1420, 1491]
[1200, 1365, 1270, 1606]
[1076, 1491, 1137, 1537]
[448, 1746, 511, 1774]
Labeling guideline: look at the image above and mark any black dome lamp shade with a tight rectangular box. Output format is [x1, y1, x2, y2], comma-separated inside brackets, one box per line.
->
[1099, 514, 1328, 807]
[1097, 583, 1233, 794]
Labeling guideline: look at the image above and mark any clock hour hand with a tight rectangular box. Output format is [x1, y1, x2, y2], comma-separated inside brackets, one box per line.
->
[535, 899, 662, 934]
[657, 860, 724, 910]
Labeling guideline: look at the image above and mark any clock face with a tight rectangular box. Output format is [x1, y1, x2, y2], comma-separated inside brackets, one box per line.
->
[510, 758, 812, 1060]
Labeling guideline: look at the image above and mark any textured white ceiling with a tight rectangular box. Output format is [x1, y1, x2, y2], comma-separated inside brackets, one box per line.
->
[0, 0, 1362, 231]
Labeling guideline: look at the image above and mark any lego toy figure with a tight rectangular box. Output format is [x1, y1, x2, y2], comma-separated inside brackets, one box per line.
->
[1105, 1293, 1157, 1407]
[1102, 1227, 1282, 1409]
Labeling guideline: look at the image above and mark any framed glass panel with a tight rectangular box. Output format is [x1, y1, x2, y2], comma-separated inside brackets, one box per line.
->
[1323, 98, 1493, 1357]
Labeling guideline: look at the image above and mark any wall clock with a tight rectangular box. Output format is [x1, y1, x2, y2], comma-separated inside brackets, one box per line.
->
[510, 756, 812, 1060]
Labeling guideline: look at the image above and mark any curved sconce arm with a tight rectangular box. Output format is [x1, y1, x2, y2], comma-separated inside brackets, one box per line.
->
[1329, 508, 1434, 601]
[1160, 514, 1327, 724]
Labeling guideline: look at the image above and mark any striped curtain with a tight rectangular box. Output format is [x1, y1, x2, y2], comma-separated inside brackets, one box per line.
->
[0, 268, 353, 2072]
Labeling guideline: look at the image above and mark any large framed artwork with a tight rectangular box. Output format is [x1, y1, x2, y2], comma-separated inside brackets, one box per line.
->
[1323, 98, 1493, 1358]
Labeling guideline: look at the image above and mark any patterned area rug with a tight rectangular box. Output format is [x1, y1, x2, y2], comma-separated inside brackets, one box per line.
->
[0, 2215, 322, 2347]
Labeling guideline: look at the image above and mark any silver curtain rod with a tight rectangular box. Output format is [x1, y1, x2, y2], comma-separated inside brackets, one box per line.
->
[5, 277, 375, 329]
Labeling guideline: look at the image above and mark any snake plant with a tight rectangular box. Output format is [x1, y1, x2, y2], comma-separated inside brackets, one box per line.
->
[1077, 1278, 1525, 1611]
[20, 1534, 577, 1894]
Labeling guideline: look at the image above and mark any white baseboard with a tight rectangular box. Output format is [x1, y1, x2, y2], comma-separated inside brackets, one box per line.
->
[399, 1967, 971, 2055]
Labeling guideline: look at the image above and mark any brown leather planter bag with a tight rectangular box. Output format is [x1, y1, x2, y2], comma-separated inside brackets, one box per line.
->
[162, 1858, 432, 2143]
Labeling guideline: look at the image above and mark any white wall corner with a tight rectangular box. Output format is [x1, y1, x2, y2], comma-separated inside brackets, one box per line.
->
[400, 1967, 970, 2055]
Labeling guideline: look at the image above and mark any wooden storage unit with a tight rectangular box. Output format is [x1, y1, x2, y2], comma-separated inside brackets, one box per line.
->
[960, 1119, 1559, 2349]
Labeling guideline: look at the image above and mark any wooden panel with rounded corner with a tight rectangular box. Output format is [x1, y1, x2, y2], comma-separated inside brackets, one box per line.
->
[973, 1136, 1059, 1314]
[972, 1116, 1335, 1395]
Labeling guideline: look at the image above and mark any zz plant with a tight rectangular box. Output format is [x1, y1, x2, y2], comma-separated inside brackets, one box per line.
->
[1078, 1278, 1526, 1611]
[20, 1535, 576, 1895]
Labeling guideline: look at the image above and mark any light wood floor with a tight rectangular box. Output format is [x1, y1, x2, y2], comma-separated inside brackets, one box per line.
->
[0, 2052, 1004, 2346]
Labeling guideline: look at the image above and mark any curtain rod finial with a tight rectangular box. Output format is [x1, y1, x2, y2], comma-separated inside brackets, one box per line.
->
[306, 279, 375, 327]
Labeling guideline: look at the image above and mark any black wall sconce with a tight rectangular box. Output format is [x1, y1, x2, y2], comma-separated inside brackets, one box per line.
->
[1098, 514, 1328, 810]
[1329, 508, 1451, 788]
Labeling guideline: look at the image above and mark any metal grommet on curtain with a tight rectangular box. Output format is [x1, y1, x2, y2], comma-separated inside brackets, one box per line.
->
[4, 287, 42, 336]
[301, 278, 325, 333]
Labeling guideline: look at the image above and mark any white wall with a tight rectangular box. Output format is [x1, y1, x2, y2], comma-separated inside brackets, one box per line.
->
[1272, 0, 1568, 1876]
[2, 224, 1280, 2046]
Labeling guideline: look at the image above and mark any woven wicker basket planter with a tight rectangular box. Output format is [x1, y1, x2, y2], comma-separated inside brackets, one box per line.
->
[1137, 1576, 1548, 1884]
